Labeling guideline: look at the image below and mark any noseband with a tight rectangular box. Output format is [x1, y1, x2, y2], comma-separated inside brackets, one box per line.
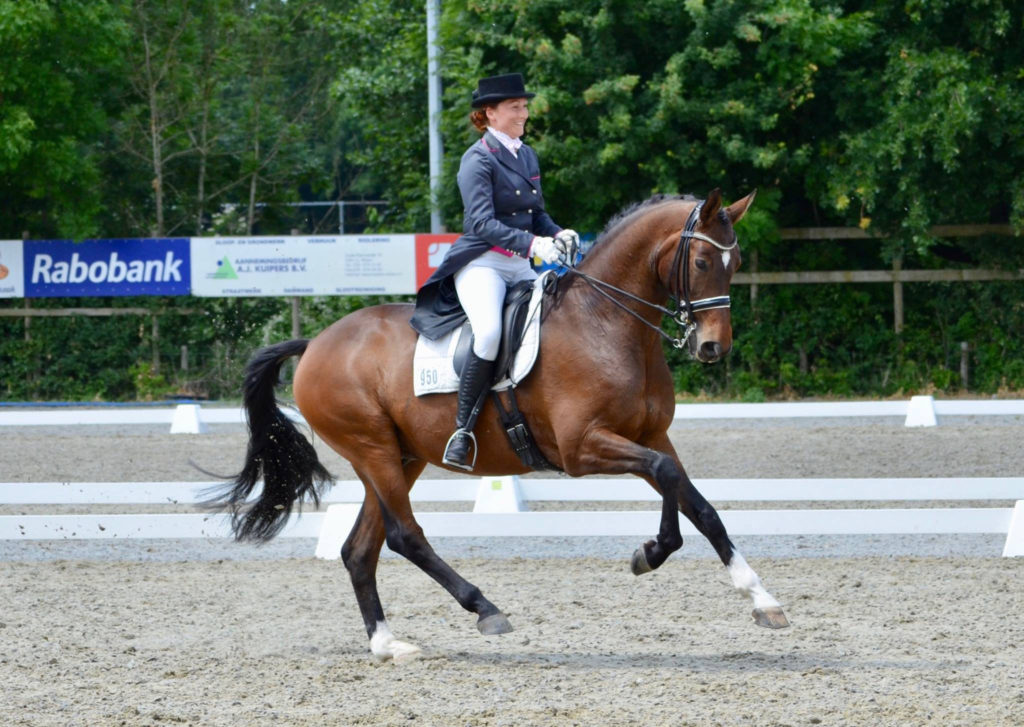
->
[569, 202, 739, 348]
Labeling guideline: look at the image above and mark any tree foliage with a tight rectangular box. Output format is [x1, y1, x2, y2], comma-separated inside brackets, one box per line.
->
[324, 0, 434, 231]
[818, 0, 1024, 253]
[0, 0, 129, 238]
[1, 0, 1022, 400]
[437, 0, 877, 235]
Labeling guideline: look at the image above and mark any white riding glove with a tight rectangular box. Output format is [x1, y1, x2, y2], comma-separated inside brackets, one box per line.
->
[554, 229, 580, 265]
[529, 236, 562, 265]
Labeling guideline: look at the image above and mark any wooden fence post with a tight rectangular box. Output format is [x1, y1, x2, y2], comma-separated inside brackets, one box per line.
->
[892, 255, 904, 334]
[151, 314, 160, 375]
[289, 228, 302, 341]
[960, 341, 969, 390]
[291, 297, 301, 338]
[749, 249, 759, 307]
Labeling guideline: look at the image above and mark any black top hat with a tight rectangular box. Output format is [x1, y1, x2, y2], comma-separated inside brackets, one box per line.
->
[471, 73, 535, 108]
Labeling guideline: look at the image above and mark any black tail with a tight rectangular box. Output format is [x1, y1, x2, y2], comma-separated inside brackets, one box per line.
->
[204, 338, 333, 542]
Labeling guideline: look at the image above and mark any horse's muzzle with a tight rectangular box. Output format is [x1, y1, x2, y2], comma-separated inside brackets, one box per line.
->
[696, 340, 724, 363]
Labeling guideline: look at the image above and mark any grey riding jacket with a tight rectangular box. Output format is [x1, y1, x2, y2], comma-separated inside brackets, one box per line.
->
[409, 131, 561, 339]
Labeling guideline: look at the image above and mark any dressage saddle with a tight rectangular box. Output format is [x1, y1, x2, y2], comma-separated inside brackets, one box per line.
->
[451, 278, 536, 386]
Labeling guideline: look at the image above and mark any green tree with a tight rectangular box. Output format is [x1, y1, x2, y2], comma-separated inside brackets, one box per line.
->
[817, 0, 1024, 251]
[113, 0, 338, 237]
[324, 0, 434, 232]
[119, 0, 203, 236]
[226, 0, 338, 234]
[0, 0, 129, 238]
[437, 0, 873, 236]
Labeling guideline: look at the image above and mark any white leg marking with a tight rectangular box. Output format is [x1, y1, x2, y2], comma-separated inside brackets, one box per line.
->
[721, 250, 731, 269]
[727, 551, 781, 610]
[369, 620, 422, 663]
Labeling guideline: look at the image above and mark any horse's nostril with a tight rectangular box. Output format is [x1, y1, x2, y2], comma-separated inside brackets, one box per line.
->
[700, 341, 722, 360]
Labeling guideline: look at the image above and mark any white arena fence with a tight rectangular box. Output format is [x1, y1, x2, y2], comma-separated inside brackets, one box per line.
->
[2, 395, 1024, 432]
[2, 476, 1022, 558]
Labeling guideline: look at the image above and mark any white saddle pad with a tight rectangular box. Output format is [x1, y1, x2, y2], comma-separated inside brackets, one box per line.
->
[413, 272, 550, 396]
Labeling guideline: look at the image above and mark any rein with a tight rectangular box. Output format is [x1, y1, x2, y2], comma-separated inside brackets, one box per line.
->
[568, 202, 738, 349]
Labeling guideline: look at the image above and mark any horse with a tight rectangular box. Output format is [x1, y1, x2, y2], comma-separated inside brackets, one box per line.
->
[207, 188, 789, 662]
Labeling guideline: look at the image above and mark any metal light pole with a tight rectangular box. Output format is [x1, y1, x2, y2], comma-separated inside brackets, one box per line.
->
[426, 0, 444, 233]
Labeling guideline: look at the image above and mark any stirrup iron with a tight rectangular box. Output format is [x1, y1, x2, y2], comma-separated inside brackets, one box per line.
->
[442, 428, 478, 471]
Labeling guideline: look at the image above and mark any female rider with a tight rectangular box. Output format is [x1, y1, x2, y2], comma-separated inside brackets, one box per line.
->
[410, 73, 578, 469]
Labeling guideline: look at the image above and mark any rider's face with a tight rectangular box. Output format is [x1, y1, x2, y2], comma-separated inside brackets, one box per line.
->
[486, 98, 529, 139]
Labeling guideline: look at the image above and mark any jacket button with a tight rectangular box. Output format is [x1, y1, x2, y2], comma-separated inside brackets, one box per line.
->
[511, 212, 517, 216]
[532, 189, 537, 194]
[527, 209, 533, 213]
[515, 190, 521, 195]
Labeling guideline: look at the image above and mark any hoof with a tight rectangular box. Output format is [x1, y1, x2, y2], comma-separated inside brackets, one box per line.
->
[391, 641, 423, 664]
[752, 607, 790, 629]
[477, 612, 514, 635]
[630, 541, 654, 576]
[371, 639, 422, 664]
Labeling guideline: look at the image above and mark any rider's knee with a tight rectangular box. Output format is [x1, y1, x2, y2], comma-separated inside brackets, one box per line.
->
[472, 328, 501, 360]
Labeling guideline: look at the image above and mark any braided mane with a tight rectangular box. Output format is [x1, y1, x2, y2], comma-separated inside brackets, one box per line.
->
[595, 194, 694, 245]
[593, 192, 734, 251]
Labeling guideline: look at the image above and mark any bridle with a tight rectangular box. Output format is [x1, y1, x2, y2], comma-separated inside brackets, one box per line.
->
[567, 202, 739, 348]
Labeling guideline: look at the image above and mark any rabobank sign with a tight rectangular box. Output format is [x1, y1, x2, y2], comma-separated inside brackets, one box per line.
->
[25, 238, 191, 297]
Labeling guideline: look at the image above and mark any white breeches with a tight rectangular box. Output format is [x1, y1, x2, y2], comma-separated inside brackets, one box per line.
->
[454, 250, 537, 360]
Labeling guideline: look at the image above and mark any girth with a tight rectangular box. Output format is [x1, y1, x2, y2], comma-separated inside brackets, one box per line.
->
[491, 388, 558, 471]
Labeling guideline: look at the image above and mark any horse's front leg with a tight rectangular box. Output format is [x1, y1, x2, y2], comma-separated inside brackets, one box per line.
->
[686, 480, 789, 628]
[628, 454, 687, 576]
[565, 429, 686, 573]
[644, 433, 790, 629]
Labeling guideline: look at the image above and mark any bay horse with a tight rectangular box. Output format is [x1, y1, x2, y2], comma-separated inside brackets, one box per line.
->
[208, 188, 789, 662]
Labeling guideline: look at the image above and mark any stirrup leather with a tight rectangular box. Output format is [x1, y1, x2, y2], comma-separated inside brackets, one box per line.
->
[442, 428, 478, 471]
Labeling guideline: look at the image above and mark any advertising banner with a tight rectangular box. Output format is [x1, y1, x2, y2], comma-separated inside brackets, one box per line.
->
[335, 234, 416, 295]
[24, 238, 191, 297]
[0, 240, 25, 298]
[189, 235, 417, 296]
[3, 233, 476, 299]
[414, 233, 459, 290]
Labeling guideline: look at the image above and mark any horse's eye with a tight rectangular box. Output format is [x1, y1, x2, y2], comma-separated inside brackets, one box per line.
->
[695, 258, 709, 271]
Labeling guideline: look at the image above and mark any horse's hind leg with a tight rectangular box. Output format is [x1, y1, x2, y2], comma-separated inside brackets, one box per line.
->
[354, 451, 513, 639]
[342, 461, 425, 663]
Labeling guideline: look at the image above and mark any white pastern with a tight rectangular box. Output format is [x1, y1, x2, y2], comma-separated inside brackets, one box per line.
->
[727, 551, 781, 610]
[721, 250, 731, 269]
[369, 621, 422, 663]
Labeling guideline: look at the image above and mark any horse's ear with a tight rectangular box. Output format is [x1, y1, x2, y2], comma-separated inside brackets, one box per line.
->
[725, 189, 757, 225]
[700, 188, 723, 225]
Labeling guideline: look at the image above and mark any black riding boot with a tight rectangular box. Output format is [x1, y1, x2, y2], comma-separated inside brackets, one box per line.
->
[442, 350, 495, 470]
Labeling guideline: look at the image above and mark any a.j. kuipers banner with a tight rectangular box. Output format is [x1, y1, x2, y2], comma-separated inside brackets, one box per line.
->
[0, 234, 459, 298]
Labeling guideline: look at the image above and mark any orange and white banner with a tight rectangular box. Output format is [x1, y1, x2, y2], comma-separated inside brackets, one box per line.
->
[0, 240, 26, 298]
